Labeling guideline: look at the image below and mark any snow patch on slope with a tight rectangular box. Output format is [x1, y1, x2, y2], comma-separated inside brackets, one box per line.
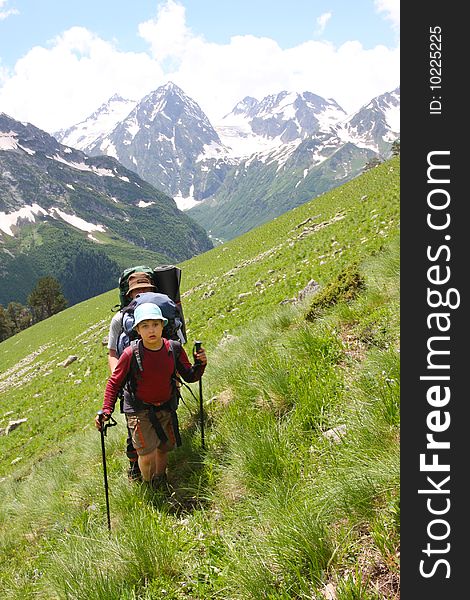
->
[0, 203, 106, 237]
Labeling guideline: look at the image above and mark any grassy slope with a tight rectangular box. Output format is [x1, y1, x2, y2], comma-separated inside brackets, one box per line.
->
[0, 157, 400, 599]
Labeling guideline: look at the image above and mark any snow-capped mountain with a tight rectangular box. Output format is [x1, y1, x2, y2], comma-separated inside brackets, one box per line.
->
[187, 88, 399, 241]
[52, 83, 399, 240]
[0, 112, 212, 305]
[215, 91, 347, 158]
[56, 84, 353, 210]
[60, 82, 235, 210]
[55, 94, 137, 155]
[216, 87, 400, 163]
[336, 87, 400, 154]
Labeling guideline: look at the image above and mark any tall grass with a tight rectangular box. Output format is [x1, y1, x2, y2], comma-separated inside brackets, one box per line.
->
[0, 159, 400, 599]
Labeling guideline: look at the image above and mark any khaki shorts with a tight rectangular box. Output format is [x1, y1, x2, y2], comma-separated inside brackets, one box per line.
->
[125, 409, 176, 455]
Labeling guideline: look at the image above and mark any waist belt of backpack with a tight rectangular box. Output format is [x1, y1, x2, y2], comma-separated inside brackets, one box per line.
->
[144, 400, 182, 448]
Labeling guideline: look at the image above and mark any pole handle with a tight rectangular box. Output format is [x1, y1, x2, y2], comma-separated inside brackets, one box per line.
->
[193, 340, 202, 364]
[97, 410, 117, 436]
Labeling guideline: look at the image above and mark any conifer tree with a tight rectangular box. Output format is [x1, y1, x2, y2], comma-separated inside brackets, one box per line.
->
[28, 276, 68, 323]
[7, 302, 32, 334]
[0, 305, 13, 342]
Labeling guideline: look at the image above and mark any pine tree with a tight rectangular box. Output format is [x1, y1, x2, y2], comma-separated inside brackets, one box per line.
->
[7, 302, 32, 334]
[28, 276, 68, 323]
[0, 305, 13, 342]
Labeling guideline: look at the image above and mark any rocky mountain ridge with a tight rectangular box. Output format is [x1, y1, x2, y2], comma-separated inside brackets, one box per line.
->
[55, 83, 400, 223]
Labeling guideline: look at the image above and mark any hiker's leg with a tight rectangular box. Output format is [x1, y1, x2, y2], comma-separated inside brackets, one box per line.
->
[138, 448, 159, 481]
[137, 449, 168, 480]
[155, 448, 169, 476]
[126, 426, 141, 480]
[126, 411, 172, 482]
[126, 425, 137, 460]
[126, 412, 158, 481]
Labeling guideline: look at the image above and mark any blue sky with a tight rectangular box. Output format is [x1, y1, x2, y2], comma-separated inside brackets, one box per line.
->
[0, 0, 398, 66]
[0, 0, 399, 132]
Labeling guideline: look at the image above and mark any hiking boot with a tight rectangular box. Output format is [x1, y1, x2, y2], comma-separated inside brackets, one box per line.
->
[127, 461, 142, 482]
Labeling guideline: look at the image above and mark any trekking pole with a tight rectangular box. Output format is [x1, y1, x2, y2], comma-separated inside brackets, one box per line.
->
[97, 410, 117, 531]
[194, 340, 205, 449]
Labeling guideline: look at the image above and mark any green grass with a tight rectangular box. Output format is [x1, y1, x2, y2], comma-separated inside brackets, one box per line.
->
[0, 158, 400, 599]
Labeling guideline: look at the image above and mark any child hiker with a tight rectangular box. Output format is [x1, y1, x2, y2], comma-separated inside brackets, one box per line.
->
[107, 270, 157, 482]
[95, 302, 207, 490]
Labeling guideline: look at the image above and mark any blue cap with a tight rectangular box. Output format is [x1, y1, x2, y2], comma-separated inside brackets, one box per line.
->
[133, 303, 168, 328]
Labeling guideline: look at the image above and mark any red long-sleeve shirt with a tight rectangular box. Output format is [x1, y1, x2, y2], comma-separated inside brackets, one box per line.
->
[103, 339, 205, 414]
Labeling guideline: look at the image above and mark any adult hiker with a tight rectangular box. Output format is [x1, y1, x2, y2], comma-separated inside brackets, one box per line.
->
[107, 270, 157, 481]
[96, 302, 207, 490]
[107, 270, 156, 371]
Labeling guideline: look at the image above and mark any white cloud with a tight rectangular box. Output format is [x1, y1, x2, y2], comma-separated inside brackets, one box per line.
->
[315, 12, 332, 36]
[284, 39, 400, 115]
[168, 32, 399, 121]
[0, 0, 18, 21]
[0, 26, 163, 131]
[138, 0, 196, 61]
[374, 0, 400, 30]
[0, 0, 400, 132]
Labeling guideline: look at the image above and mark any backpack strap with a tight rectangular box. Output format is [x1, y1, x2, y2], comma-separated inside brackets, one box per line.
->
[131, 338, 144, 372]
[120, 340, 143, 410]
[140, 401, 183, 447]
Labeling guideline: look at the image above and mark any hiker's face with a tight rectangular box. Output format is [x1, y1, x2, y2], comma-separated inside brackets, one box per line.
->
[136, 319, 164, 347]
[129, 287, 150, 299]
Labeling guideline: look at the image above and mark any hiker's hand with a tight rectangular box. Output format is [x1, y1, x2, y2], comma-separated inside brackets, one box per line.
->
[194, 347, 207, 366]
[95, 411, 110, 431]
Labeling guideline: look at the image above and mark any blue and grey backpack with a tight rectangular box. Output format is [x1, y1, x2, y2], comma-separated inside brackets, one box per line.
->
[115, 265, 187, 357]
[117, 291, 186, 356]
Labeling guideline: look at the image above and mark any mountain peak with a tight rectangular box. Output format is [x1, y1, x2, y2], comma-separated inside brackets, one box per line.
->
[228, 96, 259, 117]
[161, 81, 180, 91]
[142, 81, 197, 111]
[54, 94, 137, 149]
[51, 84, 398, 217]
[107, 92, 134, 103]
[218, 89, 347, 149]
[335, 86, 400, 152]
[155, 81, 187, 98]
